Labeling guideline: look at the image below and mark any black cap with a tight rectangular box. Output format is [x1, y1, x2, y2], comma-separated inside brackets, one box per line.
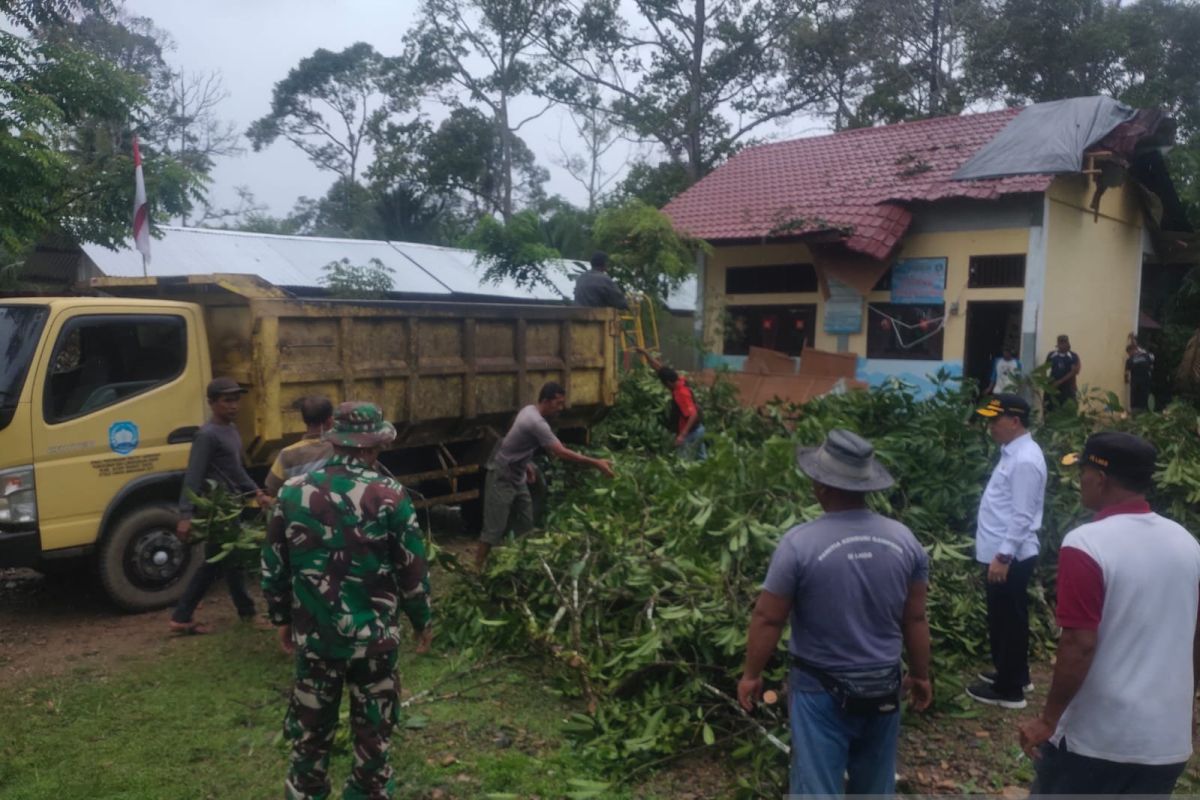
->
[206, 376, 249, 399]
[975, 393, 1030, 421]
[1062, 432, 1157, 486]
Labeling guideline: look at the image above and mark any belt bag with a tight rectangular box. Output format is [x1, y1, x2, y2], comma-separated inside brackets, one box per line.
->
[793, 657, 902, 716]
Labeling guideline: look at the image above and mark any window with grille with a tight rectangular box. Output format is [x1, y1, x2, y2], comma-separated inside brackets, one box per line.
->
[866, 303, 945, 361]
[724, 263, 818, 294]
[723, 305, 816, 356]
[968, 254, 1026, 288]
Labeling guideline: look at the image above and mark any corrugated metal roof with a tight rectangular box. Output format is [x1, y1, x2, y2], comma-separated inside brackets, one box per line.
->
[80, 226, 697, 311]
[84, 227, 450, 295]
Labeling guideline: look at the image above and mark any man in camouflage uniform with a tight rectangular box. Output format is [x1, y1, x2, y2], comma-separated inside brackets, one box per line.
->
[263, 402, 430, 800]
[266, 394, 432, 653]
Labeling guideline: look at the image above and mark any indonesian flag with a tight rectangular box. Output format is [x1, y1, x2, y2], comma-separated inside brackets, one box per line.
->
[132, 135, 151, 263]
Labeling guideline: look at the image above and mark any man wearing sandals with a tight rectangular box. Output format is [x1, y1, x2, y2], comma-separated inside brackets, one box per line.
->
[263, 401, 430, 800]
[169, 376, 270, 634]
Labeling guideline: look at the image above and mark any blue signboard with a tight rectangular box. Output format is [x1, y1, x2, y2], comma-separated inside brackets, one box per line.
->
[891, 258, 947, 305]
[824, 278, 864, 334]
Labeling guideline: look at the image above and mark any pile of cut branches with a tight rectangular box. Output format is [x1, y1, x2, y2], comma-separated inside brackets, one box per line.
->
[441, 369, 1200, 797]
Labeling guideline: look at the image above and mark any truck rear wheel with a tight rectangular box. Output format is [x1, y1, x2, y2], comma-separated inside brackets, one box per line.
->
[96, 504, 201, 612]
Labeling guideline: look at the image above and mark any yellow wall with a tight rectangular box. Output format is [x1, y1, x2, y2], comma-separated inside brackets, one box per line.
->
[1043, 176, 1143, 398]
[704, 230, 1029, 362]
[702, 180, 1145, 399]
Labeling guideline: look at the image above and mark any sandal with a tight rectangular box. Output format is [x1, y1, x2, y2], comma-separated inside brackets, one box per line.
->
[168, 620, 213, 635]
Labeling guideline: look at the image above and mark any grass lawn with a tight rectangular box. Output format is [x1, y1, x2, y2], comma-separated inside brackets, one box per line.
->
[0, 619, 685, 800]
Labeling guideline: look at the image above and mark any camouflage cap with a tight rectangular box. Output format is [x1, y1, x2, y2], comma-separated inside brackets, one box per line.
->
[324, 401, 397, 448]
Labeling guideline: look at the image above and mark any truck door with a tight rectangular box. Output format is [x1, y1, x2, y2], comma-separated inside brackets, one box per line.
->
[30, 307, 206, 554]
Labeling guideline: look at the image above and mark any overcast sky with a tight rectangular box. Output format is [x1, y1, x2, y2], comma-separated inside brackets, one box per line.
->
[122, 0, 829, 223]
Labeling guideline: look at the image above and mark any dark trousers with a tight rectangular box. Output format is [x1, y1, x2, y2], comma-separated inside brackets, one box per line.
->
[170, 540, 255, 623]
[1033, 738, 1186, 795]
[984, 555, 1036, 693]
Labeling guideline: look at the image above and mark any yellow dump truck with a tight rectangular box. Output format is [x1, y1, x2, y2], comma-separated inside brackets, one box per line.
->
[0, 274, 618, 610]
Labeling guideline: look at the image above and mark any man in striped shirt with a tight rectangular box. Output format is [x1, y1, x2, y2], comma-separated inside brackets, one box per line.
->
[265, 396, 334, 496]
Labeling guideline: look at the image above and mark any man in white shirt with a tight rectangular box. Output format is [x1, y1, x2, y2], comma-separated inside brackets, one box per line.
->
[986, 347, 1022, 395]
[1018, 432, 1200, 794]
[968, 394, 1047, 709]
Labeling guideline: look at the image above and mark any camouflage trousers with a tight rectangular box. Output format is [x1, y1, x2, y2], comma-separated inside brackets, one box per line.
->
[284, 649, 400, 800]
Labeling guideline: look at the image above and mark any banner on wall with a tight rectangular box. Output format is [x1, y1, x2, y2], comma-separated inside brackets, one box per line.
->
[824, 278, 864, 333]
[891, 258, 947, 304]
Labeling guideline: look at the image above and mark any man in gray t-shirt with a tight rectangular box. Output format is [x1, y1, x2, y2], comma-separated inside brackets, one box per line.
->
[738, 429, 932, 796]
[474, 381, 616, 571]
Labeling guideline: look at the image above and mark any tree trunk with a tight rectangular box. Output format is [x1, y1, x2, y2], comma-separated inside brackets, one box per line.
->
[929, 0, 941, 117]
[686, 0, 706, 182]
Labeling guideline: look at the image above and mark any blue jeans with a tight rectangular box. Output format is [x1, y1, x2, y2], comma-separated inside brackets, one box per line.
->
[676, 424, 707, 461]
[788, 670, 900, 796]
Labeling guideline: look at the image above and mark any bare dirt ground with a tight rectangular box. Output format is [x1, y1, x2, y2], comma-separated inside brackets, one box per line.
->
[0, 566, 253, 686]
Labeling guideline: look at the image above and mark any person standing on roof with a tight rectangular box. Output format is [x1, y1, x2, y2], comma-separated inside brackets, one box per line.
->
[573, 251, 629, 310]
[169, 377, 271, 635]
[638, 348, 706, 461]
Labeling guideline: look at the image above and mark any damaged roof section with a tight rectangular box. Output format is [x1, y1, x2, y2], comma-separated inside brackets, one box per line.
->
[952, 96, 1172, 180]
[663, 96, 1184, 260]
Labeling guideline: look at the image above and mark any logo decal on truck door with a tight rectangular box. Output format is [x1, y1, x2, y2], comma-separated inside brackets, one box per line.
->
[109, 421, 140, 455]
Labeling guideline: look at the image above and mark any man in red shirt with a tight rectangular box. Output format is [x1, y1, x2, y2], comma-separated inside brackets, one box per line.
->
[638, 349, 705, 460]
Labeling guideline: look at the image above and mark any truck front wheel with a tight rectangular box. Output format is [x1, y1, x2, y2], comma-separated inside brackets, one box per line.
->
[96, 504, 201, 612]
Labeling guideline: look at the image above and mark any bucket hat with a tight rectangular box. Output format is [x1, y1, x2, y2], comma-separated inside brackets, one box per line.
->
[324, 401, 396, 448]
[795, 428, 894, 492]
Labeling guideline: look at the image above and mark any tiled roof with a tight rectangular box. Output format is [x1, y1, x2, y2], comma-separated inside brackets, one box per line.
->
[662, 108, 1053, 260]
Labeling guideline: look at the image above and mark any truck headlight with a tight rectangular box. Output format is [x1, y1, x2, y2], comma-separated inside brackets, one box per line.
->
[0, 465, 37, 524]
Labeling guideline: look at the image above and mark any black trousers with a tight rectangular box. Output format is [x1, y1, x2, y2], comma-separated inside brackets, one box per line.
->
[984, 555, 1036, 693]
[170, 540, 255, 623]
[1033, 738, 1186, 795]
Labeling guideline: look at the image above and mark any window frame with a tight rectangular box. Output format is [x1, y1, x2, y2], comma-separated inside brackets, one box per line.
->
[43, 313, 188, 424]
[722, 303, 817, 357]
[724, 263, 819, 295]
[967, 254, 1026, 289]
[865, 303, 946, 361]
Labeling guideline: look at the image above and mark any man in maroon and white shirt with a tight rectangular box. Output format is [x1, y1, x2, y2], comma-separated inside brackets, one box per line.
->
[1018, 432, 1200, 795]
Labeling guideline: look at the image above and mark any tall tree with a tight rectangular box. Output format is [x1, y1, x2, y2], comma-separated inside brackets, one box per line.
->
[418, 106, 548, 220]
[1, 1, 198, 270]
[553, 96, 625, 211]
[43, 12, 241, 225]
[788, 0, 982, 128]
[962, 0, 1125, 105]
[403, 0, 557, 220]
[247, 42, 398, 184]
[542, 0, 828, 183]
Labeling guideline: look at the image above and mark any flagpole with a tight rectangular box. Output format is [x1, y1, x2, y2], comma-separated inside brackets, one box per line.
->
[141, 252, 148, 278]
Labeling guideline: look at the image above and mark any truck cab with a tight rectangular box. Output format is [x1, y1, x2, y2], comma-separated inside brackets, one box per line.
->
[0, 298, 211, 610]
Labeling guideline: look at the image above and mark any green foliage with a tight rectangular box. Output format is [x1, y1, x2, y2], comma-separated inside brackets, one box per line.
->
[592, 200, 707, 301]
[441, 369, 1200, 796]
[184, 480, 265, 566]
[541, 0, 826, 182]
[470, 212, 564, 293]
[247, 42, 398, 183]
[319, 257, 395, 299]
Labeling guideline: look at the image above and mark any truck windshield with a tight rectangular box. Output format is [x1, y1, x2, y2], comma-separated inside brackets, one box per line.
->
[0, 305, 49, 408]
